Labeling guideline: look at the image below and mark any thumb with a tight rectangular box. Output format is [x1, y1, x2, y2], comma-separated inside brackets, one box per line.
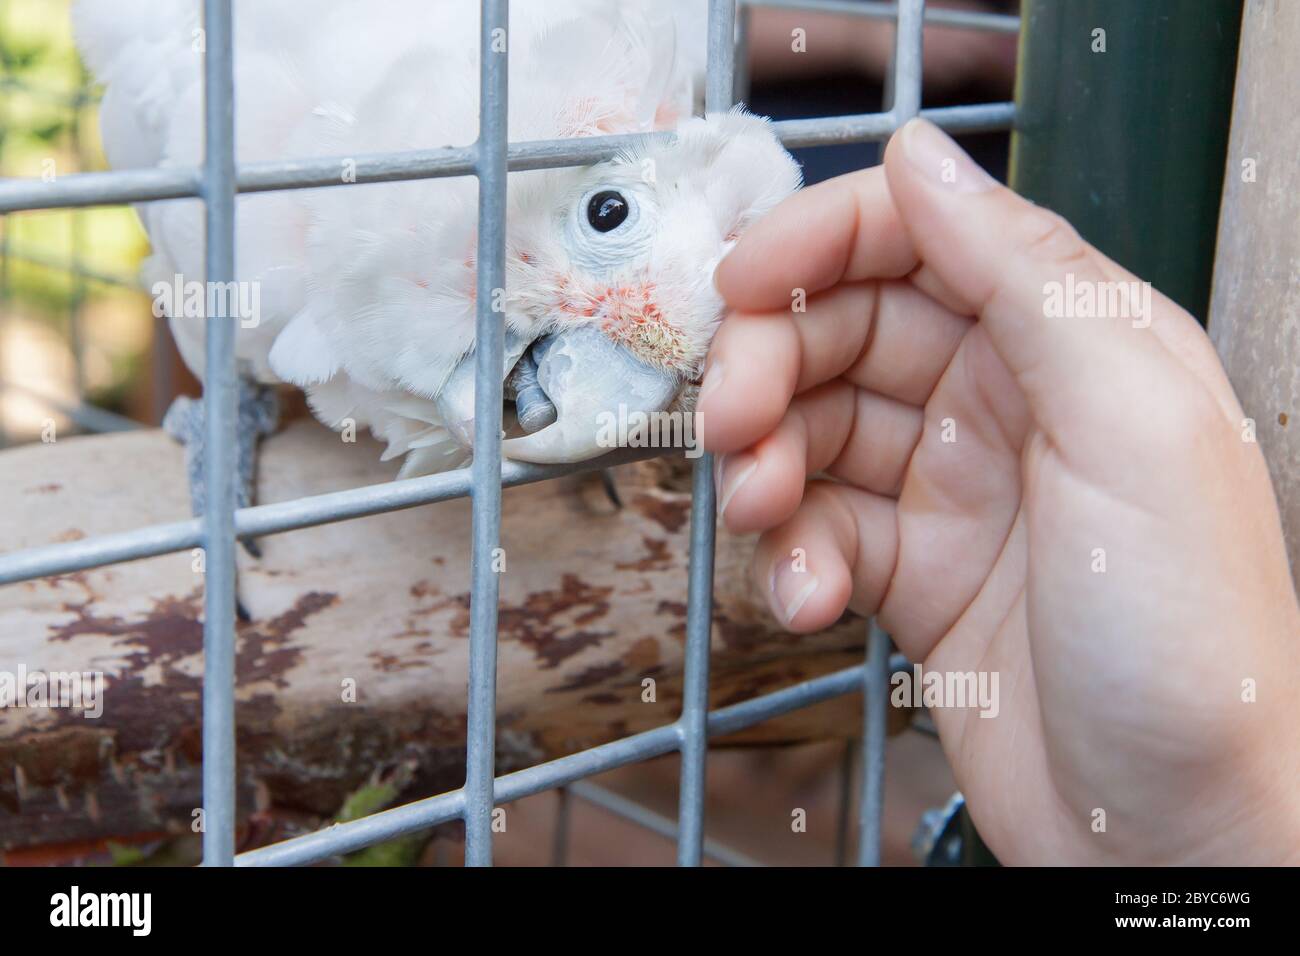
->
[882, 118, 1180, 442]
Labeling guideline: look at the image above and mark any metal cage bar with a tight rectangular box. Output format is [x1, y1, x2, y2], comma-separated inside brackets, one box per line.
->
[199, 0, 239, 868]
[0, 447, 671, 585]
[569, 782, 761, 868]
[464, 0, 509, 868]
[851, 0, 926, 869]
[859, 621, 893, 865]
[0, 0, 1020, 867]
[742, 0, 1018, 33]
[236, 655, 911, 866]
[676, 445, 718, 866]
[674, 0, 737, 871]
[0, 105, 1013, 214]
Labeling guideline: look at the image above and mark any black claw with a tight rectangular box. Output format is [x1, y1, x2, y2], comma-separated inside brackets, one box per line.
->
[241, 537, 263, 560]
[236, 595, 252, 624]
[600, 469, 623, 509]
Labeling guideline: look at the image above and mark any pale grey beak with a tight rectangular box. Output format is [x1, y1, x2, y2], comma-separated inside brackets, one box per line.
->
[434, 331, 530, 446]
[501, 326, 679, 464]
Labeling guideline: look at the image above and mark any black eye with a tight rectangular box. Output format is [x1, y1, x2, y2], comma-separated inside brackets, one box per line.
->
[586, 190, 629, 233]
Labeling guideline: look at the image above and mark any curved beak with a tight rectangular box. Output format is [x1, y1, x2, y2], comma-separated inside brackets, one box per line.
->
[501, 325, 680, 464]
[434, 331, 531, 446]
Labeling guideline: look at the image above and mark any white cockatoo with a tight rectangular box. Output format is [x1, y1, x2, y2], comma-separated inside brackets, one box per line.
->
[73, 0, 801, 485]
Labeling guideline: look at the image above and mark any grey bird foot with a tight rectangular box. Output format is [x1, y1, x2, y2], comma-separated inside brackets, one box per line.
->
[164, 382, 280, 620]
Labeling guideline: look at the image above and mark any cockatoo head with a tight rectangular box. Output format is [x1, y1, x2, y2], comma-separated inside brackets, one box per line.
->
[270, 5, 801, 471]
[471, 112, 802, 463]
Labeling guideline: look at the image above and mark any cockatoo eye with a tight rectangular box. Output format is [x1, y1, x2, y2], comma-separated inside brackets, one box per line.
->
[568, 185, 650, 272]
[586, 190, 630, 233]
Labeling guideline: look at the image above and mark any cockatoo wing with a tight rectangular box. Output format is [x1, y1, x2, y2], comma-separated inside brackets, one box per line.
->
[73, 3, 794, 478]
[74, 0, 650, 388]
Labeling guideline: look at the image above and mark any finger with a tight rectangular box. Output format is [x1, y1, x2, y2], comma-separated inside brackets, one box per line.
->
[883, 118, 1200, 450]
[876, 324, 1030, 658]
[718, 382, 922, 533]
[844, 281, 970, 406]
[751, 481, 898, 633]
[717, 383, 855, 533]
[908, 199, 1231, 408]
[823, 388, 924, 494]
[700, 280, 969, 455]
[714, 165, 918, 313]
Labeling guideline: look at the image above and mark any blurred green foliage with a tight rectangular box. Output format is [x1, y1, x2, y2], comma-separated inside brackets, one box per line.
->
[1, 0, 152, 418]
[0, 0, 149, 318]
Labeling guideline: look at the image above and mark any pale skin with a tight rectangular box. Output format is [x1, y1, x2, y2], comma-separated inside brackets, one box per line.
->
[700, 118, 1300, 865]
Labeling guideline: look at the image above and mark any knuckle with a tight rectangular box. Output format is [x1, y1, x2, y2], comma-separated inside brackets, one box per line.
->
[1019, 208, 1091, 271]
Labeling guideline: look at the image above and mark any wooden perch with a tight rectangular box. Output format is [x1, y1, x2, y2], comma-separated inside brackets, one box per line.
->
[0, 420, 898, 850]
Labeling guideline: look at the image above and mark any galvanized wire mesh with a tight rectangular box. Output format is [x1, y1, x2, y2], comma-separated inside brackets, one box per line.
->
[0, 0, 1017, 866]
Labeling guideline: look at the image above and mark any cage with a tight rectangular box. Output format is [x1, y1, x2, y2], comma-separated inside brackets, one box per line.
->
[0, 0, 1287, 869]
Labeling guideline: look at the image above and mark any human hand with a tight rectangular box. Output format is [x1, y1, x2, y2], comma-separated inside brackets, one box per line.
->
[699, 117, 1300, 864]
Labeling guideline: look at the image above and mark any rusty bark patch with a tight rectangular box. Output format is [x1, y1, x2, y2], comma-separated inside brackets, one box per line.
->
[631, 492, 690, 534]
[580, 692, 624, 706]
[615, 536, 674, 572]
[236, 591, 336, 687]
[498, 574, 615, 669]
[547, 660, 625, 693]
[48, 587, 205, 668]
[622, 635, 661, 673]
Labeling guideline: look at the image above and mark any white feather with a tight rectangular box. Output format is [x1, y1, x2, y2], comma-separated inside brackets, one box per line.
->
[74, 0, 799, 474]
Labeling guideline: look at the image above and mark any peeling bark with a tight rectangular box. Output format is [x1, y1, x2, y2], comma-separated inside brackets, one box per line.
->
[0, 422, 901, 849]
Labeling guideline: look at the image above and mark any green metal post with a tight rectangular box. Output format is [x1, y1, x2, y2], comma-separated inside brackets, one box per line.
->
[1010, 0, 1243, 322]
[950, 0, 1245, 868]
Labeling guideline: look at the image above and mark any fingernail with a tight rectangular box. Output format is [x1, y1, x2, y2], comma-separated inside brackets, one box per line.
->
[769, 558, 819, 627]
[716, 451, 757, 518]
[699, 360, 724, 403]
[898, 118, 998, 194]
